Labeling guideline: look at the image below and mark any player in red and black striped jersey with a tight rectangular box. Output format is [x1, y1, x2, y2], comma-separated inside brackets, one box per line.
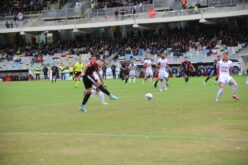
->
[120, 60, 130, 85]
[79, 56, 118, 112]
[204, 55, 221, 84]
[180, 56, 194, 84]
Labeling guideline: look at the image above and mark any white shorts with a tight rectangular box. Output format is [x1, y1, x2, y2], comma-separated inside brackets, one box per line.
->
[158, 70, 169, 79]
[145, 69, 153, 78]
[129, 71, 136, 77]
[218, 76, 233, 84]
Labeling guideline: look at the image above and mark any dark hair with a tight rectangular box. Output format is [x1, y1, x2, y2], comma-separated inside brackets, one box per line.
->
[99, 59, 105, 64]
[223, 52, 228, 55]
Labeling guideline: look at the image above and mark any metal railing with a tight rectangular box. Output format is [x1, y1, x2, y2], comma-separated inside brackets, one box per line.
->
[41, 8, 82, 20]
[153, 0, 248, 9]
[90, 4, 154, 17]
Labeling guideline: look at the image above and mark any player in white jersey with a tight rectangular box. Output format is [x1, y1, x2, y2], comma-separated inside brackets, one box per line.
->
[143, 56, 153, 84]
[156, 54, 169, 92]
[129, 61, 137, 83]
[90, 69, 108, 105]
[216, 52, 239, 102]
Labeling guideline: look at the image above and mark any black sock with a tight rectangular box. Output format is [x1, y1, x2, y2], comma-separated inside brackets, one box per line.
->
[185, 77, 189, 83]
[125, 78, 128, 84]
[82, 93, 91, 105]
[215, 77, 219, 81]
[205, 76, 210, 83]
[154, 80, 158, 87]
[98, 85, 110, 96]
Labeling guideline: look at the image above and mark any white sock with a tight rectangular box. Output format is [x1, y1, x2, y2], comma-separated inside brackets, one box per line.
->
[159, 81, 163, 91]
[217, 88, 224, 99]
[99, 91, 105, 104]
[233, 84, 238, 96]
[133, 77, 136, 83]
[164, 80, 167, 89]
[91, 89, 96, 94]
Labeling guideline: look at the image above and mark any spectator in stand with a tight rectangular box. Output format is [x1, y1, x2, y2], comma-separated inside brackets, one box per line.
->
[115, 10, 119, 20]
[10, 22, 13, 28]
[75, 0, 82, 8]
[182, 0, 187, 9]
[120, 9, 125, 20]
[5, 21, 9, 28]
[131, 7, 136, 19]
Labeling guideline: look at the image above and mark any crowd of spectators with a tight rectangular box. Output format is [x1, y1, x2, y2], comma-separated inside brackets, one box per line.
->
[91, 0, 152, 9]
[1, 27, 247, 62]
[0, 0, 68, 15]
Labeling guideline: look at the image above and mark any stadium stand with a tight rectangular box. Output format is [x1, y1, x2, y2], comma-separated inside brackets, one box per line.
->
[0, 0, 68, 15]
[0, 27, 247, 73]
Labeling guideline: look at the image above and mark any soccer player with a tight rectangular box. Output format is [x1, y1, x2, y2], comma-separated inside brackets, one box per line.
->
[120, 60, 130, 85]
[91, 71, 108, 105]
[80, 57, 118, 112]
[143, 56, 153, 84]
[204, 55, 221, 84]
[129, 61, 137, 83]
[216, 52, 239, 102]
[156, 54, 170, 92]
[180, 56, 194, 84]
[74, 60, 84, 88]
[51, 65, 59, 83]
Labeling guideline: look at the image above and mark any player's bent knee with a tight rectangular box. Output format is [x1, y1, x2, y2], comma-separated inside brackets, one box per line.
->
[95, 82, 102, 87]
[220, 83, 225, 89]
[232, 80, 237, 86]
[85, 88, 92, 94]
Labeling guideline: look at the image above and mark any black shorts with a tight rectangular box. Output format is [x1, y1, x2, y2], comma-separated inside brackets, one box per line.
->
[52, 72, 57, 77]
[209, 69, 216, 76]
[74, 71, 81, 77]
[123, 71, 129, 77]
[83, 75, 98, 89]
[183, 70, 190, 76]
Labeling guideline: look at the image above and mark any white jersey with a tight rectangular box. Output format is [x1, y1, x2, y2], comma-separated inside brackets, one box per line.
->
[157, 58, 169, 79]
[218, 60, 233, 77]
[144, 59, 152, 71]
[130, 64, 137, 72]
[157, 58, 168, 72]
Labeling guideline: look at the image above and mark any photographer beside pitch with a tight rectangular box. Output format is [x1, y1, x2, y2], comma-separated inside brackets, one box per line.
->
[79, 56, 118, 112]
[216, 52, 239, 102]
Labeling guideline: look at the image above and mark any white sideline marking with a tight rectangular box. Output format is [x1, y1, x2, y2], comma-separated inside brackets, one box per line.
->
[0, 132, 247, 142]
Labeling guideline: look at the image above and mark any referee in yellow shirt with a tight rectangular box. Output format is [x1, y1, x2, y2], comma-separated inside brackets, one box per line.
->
[74, 60, 84, 88]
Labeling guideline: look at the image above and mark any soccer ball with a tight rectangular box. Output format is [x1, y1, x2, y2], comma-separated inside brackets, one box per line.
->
[145, 93, 153, 101]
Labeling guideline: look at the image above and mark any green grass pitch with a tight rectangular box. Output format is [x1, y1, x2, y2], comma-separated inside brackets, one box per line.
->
[0, 76, 248, 165]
